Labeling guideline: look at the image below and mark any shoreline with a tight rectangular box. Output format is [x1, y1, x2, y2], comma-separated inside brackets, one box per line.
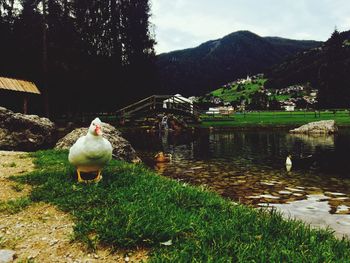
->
[10, 150, 350, 261]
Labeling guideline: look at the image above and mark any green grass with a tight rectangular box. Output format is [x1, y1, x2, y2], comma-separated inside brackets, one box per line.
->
[2, 162, 17, 168]
[210, 79, 266, 103]
[200, 110, 350, 128]
[12, 150, 350, 261]
[11, 183, 25, 192]
[275, 94, 292, 101]
[0, 197, 31, 214]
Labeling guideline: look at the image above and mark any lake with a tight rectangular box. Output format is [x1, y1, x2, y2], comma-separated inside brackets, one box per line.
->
[123, 128, 350, 238]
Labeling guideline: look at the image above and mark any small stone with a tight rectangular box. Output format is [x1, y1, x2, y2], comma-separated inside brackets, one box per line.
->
[125, 256, 130, 262]
[285, 187, 304, 192]
[0, 249, 16, 263]
[93, 254, 99, 259]
[325, 192, 346, 197]
[261, 182, 275, 186]
[293, 193, 303, 197]
[27, 251, 39, 260]
[259, 194, 279, 199]
[279, 190, 292, 195]
[247, 195, 261, 199]
[257, 203, 271, 207]
[50, 239, 59, 246]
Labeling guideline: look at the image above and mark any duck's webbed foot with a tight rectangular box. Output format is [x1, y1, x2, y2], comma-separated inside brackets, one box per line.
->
[94, 170, 103, 183]
[76, 168, 84, 182]
[76, 168, 101, 183]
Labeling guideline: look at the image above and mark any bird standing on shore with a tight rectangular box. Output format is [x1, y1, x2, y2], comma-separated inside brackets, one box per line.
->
[69, 118, 113, 182]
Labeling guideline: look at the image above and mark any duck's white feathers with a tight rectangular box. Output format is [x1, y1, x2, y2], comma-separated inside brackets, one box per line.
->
[285, 156, 292, 166]
[69, 131, 113, 169]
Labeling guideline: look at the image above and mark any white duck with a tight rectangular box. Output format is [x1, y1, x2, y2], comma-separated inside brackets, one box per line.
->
[286, 155, 292, 171]
[69, 118, 113, 182]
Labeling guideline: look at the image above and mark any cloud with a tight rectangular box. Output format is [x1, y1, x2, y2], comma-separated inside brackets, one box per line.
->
[151, 0, 350, 54]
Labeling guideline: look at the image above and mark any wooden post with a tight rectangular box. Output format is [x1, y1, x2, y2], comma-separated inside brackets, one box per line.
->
[42, 0, 49, 117]
[23, 94, 28, 114]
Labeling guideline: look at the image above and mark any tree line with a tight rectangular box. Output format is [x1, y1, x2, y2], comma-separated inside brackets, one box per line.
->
[265, 29, 350, 109]
[0, 0, 156, 116]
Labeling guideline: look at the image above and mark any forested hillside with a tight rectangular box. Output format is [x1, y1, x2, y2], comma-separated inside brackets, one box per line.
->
[156, 31, 321, 96]
[265, 29, 350, 108]
[0, 0, 156, 115]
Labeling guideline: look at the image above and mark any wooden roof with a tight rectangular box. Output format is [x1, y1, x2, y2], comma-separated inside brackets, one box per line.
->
[0, 77, 40, 94]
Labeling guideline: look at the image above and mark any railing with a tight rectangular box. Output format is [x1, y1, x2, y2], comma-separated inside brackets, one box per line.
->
[116, 95, 200, 121]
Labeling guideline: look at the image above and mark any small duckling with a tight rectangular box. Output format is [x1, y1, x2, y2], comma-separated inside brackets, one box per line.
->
[154, 151, 172, 163]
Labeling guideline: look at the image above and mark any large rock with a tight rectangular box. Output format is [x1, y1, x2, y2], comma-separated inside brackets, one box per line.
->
[55, 122, 141, 163]
[289, 120, 338, 134]
[0, 107, 55, 151]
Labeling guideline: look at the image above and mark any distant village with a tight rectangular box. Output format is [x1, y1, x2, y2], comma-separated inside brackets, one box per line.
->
[196, 74, 319, 113]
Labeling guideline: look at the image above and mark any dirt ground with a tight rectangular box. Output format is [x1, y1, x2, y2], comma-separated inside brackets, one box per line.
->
[0, 151, 148, 262]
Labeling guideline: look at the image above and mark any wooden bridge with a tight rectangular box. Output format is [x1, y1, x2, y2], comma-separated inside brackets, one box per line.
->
[116, 95, 200, 123]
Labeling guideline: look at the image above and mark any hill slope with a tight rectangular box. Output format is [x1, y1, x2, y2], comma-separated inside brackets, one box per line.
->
[265, 29, 350, 108]
[156, 31, 321, 96]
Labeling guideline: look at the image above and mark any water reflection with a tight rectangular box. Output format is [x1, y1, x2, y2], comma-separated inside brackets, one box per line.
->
[124, 129, 350, 234]
[288, 133, 335, 149]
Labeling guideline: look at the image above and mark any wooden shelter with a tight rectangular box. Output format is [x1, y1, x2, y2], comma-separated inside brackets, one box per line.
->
[0, 77, 41, 114]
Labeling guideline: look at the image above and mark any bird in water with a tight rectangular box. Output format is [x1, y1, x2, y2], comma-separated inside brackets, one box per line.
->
[69, 118, 113, 182]
[286, 154, 292, 171]
[285, 154, 316, 172]
[154, 151, 172, 163]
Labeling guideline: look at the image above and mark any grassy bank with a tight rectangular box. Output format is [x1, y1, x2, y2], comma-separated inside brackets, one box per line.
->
[200, 110, 350, 128]
[12, 150, 350, 261]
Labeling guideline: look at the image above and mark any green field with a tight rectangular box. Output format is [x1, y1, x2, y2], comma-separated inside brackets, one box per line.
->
[209, 78, 267, 103]
[7, 150, 350, 262]
[200, 110, 350, 128]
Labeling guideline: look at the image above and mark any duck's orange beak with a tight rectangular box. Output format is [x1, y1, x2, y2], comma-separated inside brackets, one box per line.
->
[95, 125, 102, 135]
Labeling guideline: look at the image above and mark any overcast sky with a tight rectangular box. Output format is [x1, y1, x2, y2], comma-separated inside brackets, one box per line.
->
[150, 0, 350, 54]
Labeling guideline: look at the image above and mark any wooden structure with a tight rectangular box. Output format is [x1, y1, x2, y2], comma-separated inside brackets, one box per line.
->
[116, 95, 200, 123]
[0, 77, 41, 114]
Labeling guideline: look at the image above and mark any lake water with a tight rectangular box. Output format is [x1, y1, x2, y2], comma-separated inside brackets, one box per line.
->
[123, 128, 350, 238]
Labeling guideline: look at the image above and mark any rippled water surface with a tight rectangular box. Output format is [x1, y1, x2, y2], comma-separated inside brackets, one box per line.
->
[123, 129, 350, 237]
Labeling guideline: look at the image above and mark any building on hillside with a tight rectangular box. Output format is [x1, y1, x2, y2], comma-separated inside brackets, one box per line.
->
[310, 89, 318, 97]
[281, 101, 296, 111]
[237, 75, 252, 84]
[210, 96, 223, 105]
[162, 94, 194, 114]
[284, 105, 295, 111]
[206, 107, 220, 115]
[205, 106, 234, 115]
[0, 77, 41, 114]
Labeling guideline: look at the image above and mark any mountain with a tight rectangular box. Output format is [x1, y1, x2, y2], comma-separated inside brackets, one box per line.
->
[156, 30, 321, 96]
[265, 29, 350, 108]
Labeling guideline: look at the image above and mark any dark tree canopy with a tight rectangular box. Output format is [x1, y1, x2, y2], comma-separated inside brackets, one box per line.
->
[0, 0, 156, 116]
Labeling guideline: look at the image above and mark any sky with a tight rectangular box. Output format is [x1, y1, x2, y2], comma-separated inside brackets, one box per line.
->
[150, 0, 350, 54]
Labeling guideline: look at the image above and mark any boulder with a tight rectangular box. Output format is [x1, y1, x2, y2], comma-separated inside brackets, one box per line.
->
[289, 120, 338, 134]
[0, 107, 55, 151]
[55, 122, 141, 163]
